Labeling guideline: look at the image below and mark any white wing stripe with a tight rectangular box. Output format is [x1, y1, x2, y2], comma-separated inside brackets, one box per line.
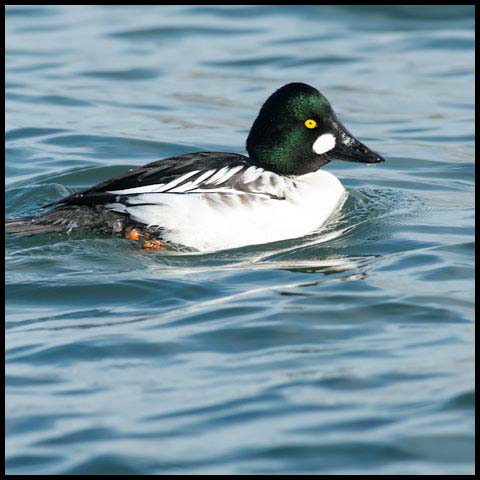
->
[107, 170, 202, 195]
[168, 180, 197, 193]
[210, 165, 244, 185]
[207, 166, 230, 185]
[190, 169, 216, 187]
[164, 169, 217, 193]
[121, 188, 273, 203]
[157, 169, 200, 192]
[108, 184, 165, 195]
[243, 166, 264, 183]
[180, 188, 271, 197]
[106, 166, 291, 197]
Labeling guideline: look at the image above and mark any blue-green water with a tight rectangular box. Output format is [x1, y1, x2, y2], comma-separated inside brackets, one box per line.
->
[5, 5, 474, 475]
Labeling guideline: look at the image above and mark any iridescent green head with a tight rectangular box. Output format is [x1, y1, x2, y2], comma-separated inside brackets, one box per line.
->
[246, 82, 384, 175]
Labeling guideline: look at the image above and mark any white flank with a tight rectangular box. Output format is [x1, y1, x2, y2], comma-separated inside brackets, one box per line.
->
[313, 133, 336, 154]
[107, 169, 346, 252]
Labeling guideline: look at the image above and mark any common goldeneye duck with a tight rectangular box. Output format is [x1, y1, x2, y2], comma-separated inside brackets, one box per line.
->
[6, 82, 385, 251]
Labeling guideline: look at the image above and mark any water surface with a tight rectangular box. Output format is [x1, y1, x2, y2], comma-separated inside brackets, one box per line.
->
[5, 5, 474, 475]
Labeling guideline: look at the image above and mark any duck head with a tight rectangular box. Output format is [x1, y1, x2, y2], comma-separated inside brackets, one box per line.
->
[246, 82, 385, 175]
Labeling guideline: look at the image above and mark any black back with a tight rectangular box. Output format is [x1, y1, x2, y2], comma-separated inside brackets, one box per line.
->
[48, 152, 251, 207]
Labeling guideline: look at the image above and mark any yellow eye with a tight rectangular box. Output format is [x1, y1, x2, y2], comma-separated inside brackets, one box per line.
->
[304, 119, 317, 129]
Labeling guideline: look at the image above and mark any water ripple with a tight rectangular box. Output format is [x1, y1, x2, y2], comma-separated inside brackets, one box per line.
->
[5, 4, 474, 476]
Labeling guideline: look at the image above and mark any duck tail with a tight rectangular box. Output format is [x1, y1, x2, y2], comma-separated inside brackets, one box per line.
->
[5, 217, 65, 236]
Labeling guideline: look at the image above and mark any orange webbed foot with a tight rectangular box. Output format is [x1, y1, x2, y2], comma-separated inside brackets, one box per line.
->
[124, 226, 141, 241]
[142, 239, 167, 251]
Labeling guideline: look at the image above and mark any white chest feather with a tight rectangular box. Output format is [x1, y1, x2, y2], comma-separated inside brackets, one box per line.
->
[107, 170, 346, 251]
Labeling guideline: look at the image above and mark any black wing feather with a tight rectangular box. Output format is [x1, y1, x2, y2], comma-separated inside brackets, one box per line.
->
[47, 152, 251, 207]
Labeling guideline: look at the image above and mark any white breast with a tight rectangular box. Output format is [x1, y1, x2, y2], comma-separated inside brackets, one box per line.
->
[107, 170, 346, 252]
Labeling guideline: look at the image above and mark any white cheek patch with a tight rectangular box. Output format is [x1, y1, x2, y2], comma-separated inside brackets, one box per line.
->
[312, 133, 336, 155]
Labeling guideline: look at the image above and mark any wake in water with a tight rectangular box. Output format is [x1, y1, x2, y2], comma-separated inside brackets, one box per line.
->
[6, 181, 423, 258]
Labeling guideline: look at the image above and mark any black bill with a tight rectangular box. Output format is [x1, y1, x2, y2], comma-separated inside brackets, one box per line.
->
[327, 120, 385, 164]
